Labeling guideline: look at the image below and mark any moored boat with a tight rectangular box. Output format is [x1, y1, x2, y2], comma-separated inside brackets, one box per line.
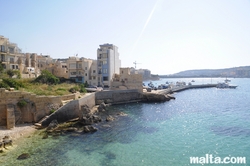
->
[216, 82, 237, 89]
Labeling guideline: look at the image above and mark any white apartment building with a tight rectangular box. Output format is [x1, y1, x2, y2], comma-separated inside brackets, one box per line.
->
[97, 43, 121, 88]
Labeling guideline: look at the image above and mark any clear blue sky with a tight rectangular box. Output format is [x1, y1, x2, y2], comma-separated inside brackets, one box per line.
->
[1, 0, 250, 75]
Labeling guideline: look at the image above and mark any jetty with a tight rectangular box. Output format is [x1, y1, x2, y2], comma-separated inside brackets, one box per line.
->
[157, 84, 217, 94]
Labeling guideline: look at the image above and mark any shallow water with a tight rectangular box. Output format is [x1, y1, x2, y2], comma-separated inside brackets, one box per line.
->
[1, 78, 249, 166]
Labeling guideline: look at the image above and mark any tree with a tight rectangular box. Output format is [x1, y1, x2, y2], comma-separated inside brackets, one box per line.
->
[6, 69, 15, 78]
[5, 69, 21, 78]
[34, 70, 59, 84]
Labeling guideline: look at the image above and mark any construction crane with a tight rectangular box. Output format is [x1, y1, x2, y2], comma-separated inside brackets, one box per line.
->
[133, 61, 141, 69]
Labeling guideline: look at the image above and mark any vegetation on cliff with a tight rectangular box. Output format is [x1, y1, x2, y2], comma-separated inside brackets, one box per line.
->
[0, 70, 87, 96]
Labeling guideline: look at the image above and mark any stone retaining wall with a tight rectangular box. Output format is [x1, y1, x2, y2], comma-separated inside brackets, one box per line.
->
[95, 89, 143, 104]
[0, 88, 79, 129]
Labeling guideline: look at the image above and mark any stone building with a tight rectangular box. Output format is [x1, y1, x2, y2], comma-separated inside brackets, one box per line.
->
[111, 67, 143, 92]
[130, 68, 152, 80]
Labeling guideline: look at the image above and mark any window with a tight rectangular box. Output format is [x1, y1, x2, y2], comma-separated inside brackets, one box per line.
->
[69, 63, 76, 68]
[71, 72, 76, 75]
[85, 67, 87, 70]
[102, 54, 107, 58]
[85, 73, 87, 76]
[93, 76, 96, 80]
[9, 47, 14, 53]
[103, 60, 107, 65]
[93, 70, 96, 73]
[0, 45, 5, 52]
[103, 76, 108, 81]
[103, 69, 108, 74]
[10, 58, 14, 63]
[12, 65, 15, 69]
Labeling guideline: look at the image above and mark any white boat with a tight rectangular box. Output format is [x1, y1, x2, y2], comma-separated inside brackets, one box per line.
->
[216, 82, 237, 89]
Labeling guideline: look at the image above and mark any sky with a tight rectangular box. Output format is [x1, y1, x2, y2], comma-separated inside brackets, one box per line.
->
[1, 0, 250, 75]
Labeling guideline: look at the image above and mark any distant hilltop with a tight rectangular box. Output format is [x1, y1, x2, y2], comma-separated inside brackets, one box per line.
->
[160, 66, 250, 78]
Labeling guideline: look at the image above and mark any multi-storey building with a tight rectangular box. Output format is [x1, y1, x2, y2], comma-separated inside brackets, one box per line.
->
[66, 56, 98, 85]
[0, 36, 40, 78]
[1, 35, 23, 71]
[97, 43, 121, 87]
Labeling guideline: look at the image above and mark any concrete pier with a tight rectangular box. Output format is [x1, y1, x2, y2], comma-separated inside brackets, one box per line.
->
[157, 84, 217, 94]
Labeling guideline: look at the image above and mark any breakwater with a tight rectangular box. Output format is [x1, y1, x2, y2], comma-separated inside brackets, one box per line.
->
[158, 84, 217, 94]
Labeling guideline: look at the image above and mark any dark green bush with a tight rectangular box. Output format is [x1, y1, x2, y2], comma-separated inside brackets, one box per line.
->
[17, 99, 27, 108]
[34, 70, 59, 84]
[0, 81, 9, 89]
[2, 78, 24, 90]
[79, 84, 86, 93]
[69, 86, 79, 93]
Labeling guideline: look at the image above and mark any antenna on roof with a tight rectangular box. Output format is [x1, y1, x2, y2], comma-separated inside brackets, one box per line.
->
[133, 61, 141, 69]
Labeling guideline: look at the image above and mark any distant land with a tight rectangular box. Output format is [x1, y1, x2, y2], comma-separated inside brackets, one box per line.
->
[159, 66, 250, 78]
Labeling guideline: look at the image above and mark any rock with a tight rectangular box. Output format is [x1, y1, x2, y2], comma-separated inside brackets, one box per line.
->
[83, 125, 98, 133]
[92, 115, 102, 122]
[142, 93, 171, 102]
[117, 112, 127, 116]
[3, 136, 12, 148]
[167, 94, 175, 100]
[17, 153, 30, 160]
[98, 102, 106, 112]
[79, 114, 101, 125]
[65, 127, 77, 132]
[80, 105, 91, 119]
[102, 124, 111, 128]
[106, 115, 115, 122]
[42, 134, 48, 139]
[47, 119, 58, 131]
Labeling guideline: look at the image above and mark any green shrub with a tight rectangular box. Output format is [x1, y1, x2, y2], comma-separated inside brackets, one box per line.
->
[50, 109, 56, 114]
[34, 70, 59, 84]
[17, 99, 27, 108]
[2, 78, 24, 90]
[79, 84, 86, 93]
[69, 86, 79, 93]
[0, 81, 9, 89]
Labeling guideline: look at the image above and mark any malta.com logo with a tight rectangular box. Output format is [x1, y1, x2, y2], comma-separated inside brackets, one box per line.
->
[190, 154, 246, 164]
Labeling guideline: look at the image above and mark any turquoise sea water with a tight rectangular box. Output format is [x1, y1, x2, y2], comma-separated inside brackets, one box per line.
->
[1, 78, 250, 166]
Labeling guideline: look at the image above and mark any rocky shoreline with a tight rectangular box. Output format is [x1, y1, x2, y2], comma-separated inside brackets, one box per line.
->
[43, 102, 125, 137]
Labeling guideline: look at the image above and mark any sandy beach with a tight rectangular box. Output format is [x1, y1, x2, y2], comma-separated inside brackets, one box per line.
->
[0, 124, 37, 141]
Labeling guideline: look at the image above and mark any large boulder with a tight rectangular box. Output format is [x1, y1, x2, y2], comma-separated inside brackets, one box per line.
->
[98, 102, 106, 112]
[79, 105, 91, 120]
[46, 119, 58, 131]
[79, 114, 101, 125]
[106, 115, 115, 122]
[17, 153, 30, 160]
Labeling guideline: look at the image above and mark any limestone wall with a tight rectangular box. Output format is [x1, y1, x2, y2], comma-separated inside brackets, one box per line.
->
[95, 89, 143, 104]
[0, 88, 80, 128]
